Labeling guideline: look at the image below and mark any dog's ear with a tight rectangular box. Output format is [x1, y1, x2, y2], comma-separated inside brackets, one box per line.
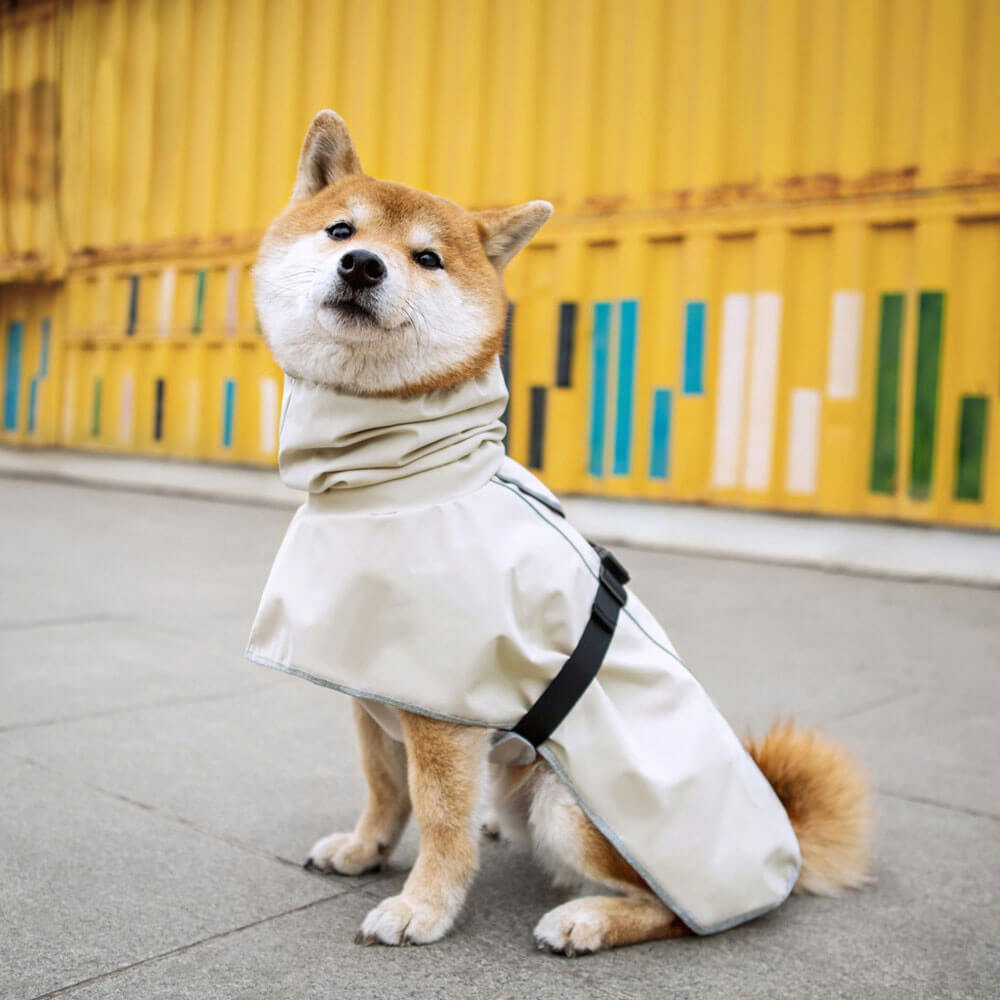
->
[475, 201, 553, 271]
[290, 110, 363, 202]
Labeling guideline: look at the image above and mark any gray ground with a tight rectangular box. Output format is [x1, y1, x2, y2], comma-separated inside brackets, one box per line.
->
[1, 476, 997, 1000]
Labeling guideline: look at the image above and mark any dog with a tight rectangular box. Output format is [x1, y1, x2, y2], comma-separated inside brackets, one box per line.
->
[249, 110, 872, 955]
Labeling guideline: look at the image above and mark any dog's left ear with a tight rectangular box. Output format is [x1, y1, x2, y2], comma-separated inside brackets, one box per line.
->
[290, 110, 363, 202]
[475, 201, 553, 271]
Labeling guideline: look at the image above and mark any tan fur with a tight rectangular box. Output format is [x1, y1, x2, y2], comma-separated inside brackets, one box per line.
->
[745, 720, 873, 895]
[354, 711, 489, 946]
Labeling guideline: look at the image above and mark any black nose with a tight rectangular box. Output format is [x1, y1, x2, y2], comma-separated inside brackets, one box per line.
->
[338, 249, 386, 290]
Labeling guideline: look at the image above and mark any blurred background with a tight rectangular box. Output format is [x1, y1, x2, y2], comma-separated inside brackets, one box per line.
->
[1, 0, 998, 529]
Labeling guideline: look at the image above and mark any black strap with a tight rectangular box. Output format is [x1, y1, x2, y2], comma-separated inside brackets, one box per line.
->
[510, 545, 630, 749]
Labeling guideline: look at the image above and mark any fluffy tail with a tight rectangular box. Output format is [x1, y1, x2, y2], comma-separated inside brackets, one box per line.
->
[745, 720, 873, 895]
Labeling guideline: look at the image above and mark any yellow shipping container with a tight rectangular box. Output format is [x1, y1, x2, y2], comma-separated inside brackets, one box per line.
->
[2, 0, 999, 529]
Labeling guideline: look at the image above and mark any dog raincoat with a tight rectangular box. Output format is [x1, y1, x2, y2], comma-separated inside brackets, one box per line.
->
[246, 361, 801, 934]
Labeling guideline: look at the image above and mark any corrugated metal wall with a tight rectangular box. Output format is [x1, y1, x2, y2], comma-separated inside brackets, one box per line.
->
[2, 0, 999, 528]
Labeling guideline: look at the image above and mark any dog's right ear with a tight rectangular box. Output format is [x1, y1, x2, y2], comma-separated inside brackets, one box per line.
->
[290, 110, 363, 202]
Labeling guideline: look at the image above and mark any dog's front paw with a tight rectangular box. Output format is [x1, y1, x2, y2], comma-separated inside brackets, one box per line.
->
[304, 832, 382, 875]
[534, 900, 608, 957]
[356, 894, 455, 946]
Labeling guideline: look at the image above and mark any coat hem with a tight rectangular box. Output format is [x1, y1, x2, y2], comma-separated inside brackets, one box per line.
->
[244, 645, 800, 936]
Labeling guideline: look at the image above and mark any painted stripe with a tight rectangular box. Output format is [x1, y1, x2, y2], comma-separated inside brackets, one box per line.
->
[259, 376, 279, 454]
[649, 388, 672, 479]
[826, 290, 863, 400]
[711, 293, 751, 488]
[555, 302, 577, 387]
[4, 320, 23, 432]
[91, 377, 102, 437]
[682, 300, 706, 395]
[613, 299, 638, 476]
[589, 301, 612, 477]
[27, 318, 49, 434]
[221, 378, 237, 448]
[909, 291, 945, 500]
[153, 378, 165, 441]
[786, 388, 821, 495]
[499, 301, 514, 429]
[192, 269, 207, 334]
[119, 374, 134, 443]
[955, 396, 988, 502]
[528, 386, 546, 469]
[158, 267, 176, 336]
[127, 274, 139, 336]
[225, 265, 240, 335]
[743, 292, 783, 490]
[870, 293, 904, 495]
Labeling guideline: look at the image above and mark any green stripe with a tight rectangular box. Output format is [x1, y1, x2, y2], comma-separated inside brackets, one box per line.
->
[192, 270, 206, 334]
[909, 291, 945, 500]
[91, 377, 102, 437]
[870, 293, 904, 495]
[955, 395, 987, 502]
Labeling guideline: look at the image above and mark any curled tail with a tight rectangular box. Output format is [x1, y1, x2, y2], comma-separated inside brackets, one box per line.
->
[745, 720, 873, 896]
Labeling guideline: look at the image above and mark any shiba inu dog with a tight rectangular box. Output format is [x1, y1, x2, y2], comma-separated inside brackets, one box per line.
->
[250, 110, 872, 955]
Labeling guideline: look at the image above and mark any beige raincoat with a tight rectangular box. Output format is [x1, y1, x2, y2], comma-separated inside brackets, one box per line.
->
[246, 361, 801, 934]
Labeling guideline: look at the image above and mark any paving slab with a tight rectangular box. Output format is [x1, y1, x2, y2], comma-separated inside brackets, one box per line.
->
[0, 753, 344, 1000]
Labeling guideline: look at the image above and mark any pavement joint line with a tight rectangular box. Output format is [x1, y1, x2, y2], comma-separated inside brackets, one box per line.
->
[818, 686, 919, 726]
[9, 753, 325, 873]
[0, 678, 289, 735]
[0, 613, 117, 633]
[22, 891, 352, 1000]
[877, 788, 1000, 823]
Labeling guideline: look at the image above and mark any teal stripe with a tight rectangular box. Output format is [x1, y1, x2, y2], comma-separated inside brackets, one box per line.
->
[682, 301, 706, 395]
[613, 300, 638, 475]
[955, 395, 987, 502]
[4, 320, 23, 431]
[221, 378, 236, 448]
[649, 388, 672, 479]
[192, 270, 207, 334]
[589, 302, 612, 477]
[870, 293, 904, 495]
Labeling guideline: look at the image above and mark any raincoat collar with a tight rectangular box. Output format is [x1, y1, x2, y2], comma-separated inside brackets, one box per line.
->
[277, 360, 508, 514]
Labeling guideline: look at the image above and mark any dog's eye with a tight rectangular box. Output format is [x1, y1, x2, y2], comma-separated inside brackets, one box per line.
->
[414, 250, 443, 270]
[326, 222, 354, 240]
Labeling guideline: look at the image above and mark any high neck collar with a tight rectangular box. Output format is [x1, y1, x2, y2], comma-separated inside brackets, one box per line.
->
[278, 360, 508, 514]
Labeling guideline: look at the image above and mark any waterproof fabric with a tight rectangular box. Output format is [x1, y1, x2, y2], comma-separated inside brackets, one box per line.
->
[247, 360, 801, 934]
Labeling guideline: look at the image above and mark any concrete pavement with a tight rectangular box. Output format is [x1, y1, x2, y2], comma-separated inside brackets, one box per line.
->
[1, 475, 998, 999]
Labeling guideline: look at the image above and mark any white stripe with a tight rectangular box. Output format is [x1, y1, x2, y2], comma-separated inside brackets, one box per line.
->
[742, 292, 783, 490]
[225, 265, 240, 335]
[158, 268, 176, 337]
[119, 374, 134, 443]
[786, 389, 821, 495]
[260, 376, 278, 454]
[826, 291, 863, 400]
[711, 293, 751, 488]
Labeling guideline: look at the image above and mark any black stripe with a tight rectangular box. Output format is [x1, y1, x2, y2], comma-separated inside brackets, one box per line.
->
[555, 301, 576, 387]
[528, 386, 546, 469]
[500, 301, 514, 430]
[127, 275, 139, 336]
[153, 378, 165, 441]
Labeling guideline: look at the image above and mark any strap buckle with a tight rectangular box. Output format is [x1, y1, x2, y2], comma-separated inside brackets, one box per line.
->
[591, 544, 629, 631]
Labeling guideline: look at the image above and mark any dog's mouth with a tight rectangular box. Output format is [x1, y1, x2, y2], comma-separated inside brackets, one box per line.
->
[324, 296, 378, 324]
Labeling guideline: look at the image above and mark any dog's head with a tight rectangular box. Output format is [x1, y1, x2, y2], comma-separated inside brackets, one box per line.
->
[254, 111, 552, 396]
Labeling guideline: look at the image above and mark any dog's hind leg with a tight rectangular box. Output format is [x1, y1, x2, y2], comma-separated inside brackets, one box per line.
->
[306, 699, 411, 875]
[358, 712, 488, 946]
[529, 765, 688, 955]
